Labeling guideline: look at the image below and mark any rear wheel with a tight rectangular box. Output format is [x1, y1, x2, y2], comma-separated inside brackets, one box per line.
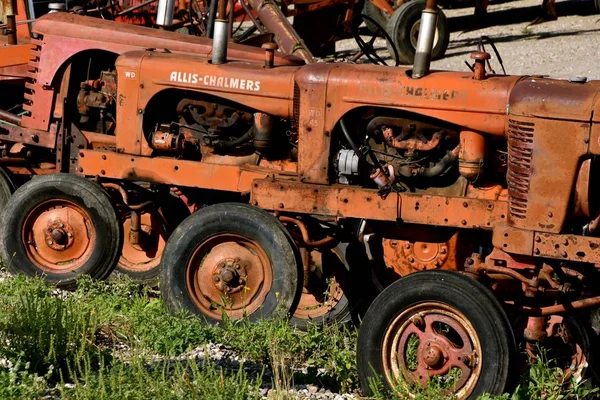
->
[0, 174, 121, 288]
[358, 270, 514, 399]
[0, 168, 16, 209]
[160, 203, 302, 324]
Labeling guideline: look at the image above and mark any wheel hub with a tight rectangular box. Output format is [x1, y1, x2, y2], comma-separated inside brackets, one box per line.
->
[212, 258, 247, 294]
[422, 342, 445, 368]
[186, 235, 273, 320]
[23, 200, 95, 272]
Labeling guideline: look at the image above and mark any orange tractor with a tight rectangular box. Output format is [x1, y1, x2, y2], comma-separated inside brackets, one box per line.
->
[1, 0, 600, 397]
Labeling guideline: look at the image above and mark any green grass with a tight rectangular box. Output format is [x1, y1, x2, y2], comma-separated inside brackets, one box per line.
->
[0, 270, 597, 399]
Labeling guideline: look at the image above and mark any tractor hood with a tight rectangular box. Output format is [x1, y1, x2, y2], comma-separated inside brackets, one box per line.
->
[509, 77, 600, 123]
[316, 63, 523, 136]
[32, 13, 304, 66]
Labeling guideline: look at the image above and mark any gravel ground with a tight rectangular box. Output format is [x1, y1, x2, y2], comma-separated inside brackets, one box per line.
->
[333, 0, 600, 79]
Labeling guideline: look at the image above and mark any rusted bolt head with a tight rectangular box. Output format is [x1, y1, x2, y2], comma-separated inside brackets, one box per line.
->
[408, 257, 415, 263]
[461, 219, 467, 226]
[560, 250, 568, 258]
[279, 203, 284, 208]
[462, 201, 468, 208]
[470, 51, 491, 61]
[51, 229, 67, 243]
[466, 257, 474, 265]
[535, 236, 541, 243]
[213, 276, 220, 283]
[403, 242, 411, 249]
[548, 212, 553, 218]
[534, 248, 540, 255]
[220, 268, 237, 284]
[261, 42, 278, 51]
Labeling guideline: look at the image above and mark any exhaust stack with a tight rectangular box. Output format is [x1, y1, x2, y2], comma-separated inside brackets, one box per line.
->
[212, 0, 228, 64]
[412, 0, 438, 79]
[156, 0, 176, 27]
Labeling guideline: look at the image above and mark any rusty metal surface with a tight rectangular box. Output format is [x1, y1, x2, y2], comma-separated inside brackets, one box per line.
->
[77, 149, 278, 193]
[533, 232, 600, 264]
[382, 232, 463, 276]
[0, 44, 32, 68]
[252, 178, 507, 227]
[0, 121, 57, 148]
[506, 117, 589, 233]
[509, 77, 600, 122]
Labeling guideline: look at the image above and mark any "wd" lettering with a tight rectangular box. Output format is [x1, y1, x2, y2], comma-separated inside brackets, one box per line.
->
[124, 71, 136, 79]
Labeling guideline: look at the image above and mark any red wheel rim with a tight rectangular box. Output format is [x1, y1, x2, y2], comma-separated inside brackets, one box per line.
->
[21, 199, 96, 273]
[382, 302, 482, 398]
[185, 233, 273, 320]
[293, 247, 345, 321]
[118, 211, 167, 273]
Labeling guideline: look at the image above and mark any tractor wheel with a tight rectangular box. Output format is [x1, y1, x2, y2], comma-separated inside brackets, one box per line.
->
[160, 203, 302, 324]
[290, 243, 368, 330]
[0, 174, 121, 289]
[0, 168, 16, 210]
[363, 0, 404, 32]
[386, 0, 449, 65]
[358, 270, 515, 399]
[116, 192, 190, 284]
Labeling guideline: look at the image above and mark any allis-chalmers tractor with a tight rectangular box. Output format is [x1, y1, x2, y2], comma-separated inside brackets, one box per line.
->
[1, 0, 600, 397]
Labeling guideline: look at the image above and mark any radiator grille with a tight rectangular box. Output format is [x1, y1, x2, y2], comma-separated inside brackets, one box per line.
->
[292, 82, 300, 131]
[22, 36, 44, 118]
[507, 119, 535, 220]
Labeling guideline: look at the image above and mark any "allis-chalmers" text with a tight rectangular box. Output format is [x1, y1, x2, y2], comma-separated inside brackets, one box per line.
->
[169, 72, 261, 92]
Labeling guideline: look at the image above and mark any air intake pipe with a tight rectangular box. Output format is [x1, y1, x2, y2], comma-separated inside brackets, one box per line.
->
[412, 0, 438, 79]
[212, 0, 229, 64]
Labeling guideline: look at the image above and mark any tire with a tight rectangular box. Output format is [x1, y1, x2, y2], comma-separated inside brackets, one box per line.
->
[160, 202, 302, 324]
[0, 167, 16, 210]
[115, 190, 190, 284]
[0, 174, 121, 289]
[595, 0, 600, 14]
[386, 0, 449, 65]
[290, 242, 371, 330]
[358, 270, 515, 399]
[363, 0, 398, 32]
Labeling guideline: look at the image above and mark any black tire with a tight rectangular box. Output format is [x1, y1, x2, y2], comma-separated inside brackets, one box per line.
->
[160, 202, 302, 324]
[0, 167, 16, 209]
[0, 174, 121, 289]
[358, 270, 515, 399]
[595, 0, 600, 13]
[363, 0, 397, 32]
[290, 242, 371, 330]
[386, 0, 449, 65]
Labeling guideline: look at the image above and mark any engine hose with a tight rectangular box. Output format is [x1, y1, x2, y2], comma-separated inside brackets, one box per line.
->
[398, 146, 459, 178]
[214, 127, 253, 150]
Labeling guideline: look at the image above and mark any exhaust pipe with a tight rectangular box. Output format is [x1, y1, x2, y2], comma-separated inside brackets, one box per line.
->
[412, 0, 438, 79]
[156, 0, 176, 27]
[212, 0, 228, 64]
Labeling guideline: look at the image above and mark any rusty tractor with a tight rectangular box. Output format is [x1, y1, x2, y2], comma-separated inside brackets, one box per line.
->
[1, 0, 600, 397]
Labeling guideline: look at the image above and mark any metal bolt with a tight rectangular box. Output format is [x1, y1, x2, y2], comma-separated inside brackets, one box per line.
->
[408, 257, 415, 263]
[59, 223, 64, 228]
[440, 247, 447, 255]
[461, 219, 467, 226]
[47, 241, 53, 245]
[61, 245, 66, 249]
[548, 212, 553, 218]
[560, 250, 568, 258]
[564, 239, 569, 246]
[466, 258, 474, 265]
[67, 232, 72, 238]
[234, 264, 241, 270]
[403, 242, 411, 249]
[534, 248, 540, 255]
[213, 276, 220, 283]
[535, 236, 541, 243]
[462, 201, 468, 208]
[279, 203, 284, 208]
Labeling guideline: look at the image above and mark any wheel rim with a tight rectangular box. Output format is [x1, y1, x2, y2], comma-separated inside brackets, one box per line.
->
[409, 20, 440, 50]
[294, 248, 346, 321]
[118, 211, 167, 273]
[21, 199, 96, 273]
[382, 302, 482, 398]
[185, 233, 273, 320]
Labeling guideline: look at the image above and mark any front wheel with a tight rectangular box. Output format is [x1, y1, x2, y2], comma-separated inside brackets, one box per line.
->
[0, 174, 121, 289]
[160, 203, 302, 324]
[358, 270, 515, 399]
